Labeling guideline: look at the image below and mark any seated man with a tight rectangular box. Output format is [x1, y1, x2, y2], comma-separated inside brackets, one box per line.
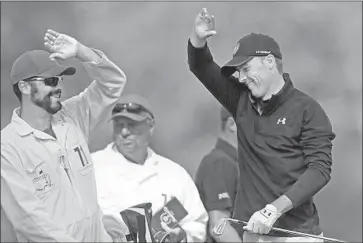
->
[92, 94, 208, 242]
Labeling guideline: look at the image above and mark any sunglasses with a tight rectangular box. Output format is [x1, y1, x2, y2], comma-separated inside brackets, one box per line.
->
[112, 103, 154, 119]
[24, 76, 63, 87]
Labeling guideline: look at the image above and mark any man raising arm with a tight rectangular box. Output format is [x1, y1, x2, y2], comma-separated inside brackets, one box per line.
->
[187, 8, 335, 242]
[1, 29, 126, 242]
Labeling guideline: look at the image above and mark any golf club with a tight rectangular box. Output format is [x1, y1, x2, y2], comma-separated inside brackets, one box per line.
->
[212, 218, 346, 242]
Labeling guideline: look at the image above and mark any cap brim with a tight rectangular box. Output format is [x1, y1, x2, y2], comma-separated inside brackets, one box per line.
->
[110, 112, 147, 122]
[221, 55, 253, 77]
[40, 66, 76, 78]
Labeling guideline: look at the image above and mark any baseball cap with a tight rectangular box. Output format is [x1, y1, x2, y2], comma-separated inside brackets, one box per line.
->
[111, 94, 154, 122]
[221, 107, 232, 121]
[10, 50, 76, 84]
[221, 33, 282, 77]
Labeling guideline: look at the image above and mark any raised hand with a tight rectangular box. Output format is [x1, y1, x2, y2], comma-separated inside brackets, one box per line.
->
[194, 8, 217, 40]
[44, 29, 79, 61]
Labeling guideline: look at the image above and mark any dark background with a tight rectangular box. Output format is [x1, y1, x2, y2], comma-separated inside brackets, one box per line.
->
[1, 2, 362, 242]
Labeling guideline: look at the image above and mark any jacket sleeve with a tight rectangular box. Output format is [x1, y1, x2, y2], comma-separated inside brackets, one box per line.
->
[187, 39, 246, 118]
[91, 151, 124, 216]
[285, 100, 336, 207]
[177, 167, 208, 242]
[91, 151, 129, 241]
[1, 144, 78, 242]
[63, 49, 127, 144]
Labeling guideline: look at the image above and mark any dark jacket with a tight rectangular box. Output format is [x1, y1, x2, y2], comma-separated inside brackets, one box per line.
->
[187, 40, 336, 237]
[195, 138, 239, 242]
[195, 138, 239, 212]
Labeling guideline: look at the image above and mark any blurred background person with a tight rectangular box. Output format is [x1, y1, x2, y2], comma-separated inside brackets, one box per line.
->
[92, 94, 208, 242]
[195, 107, 241, 242]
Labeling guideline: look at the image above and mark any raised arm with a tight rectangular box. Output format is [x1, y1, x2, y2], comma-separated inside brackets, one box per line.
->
[44, 29, 127, 142]
[188, 8, 246, 118]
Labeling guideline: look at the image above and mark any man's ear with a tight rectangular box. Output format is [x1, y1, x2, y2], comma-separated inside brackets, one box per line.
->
[18, 80, 31, 95]
[227, 117, 237, 133]
[149, 120, 156, 136]
[263, 54, 276, 70]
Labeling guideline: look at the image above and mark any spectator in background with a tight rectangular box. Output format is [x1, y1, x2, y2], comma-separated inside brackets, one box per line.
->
[195, 107, 242, 242]
[92, 94, 208, 242]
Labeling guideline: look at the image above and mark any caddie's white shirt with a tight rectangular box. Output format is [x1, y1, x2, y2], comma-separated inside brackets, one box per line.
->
[92, 143, 208, 242]
[1, 50, 126, 242]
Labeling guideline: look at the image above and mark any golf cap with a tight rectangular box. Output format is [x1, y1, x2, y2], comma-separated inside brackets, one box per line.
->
[10, 50, 76, 84]
[111, 94, 154, 122]
[221, 33, 282, 77]
[221, 107, 232, 121]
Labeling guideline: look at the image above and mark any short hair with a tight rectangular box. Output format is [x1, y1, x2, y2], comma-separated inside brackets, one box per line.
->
[221, 118, 227, 131]
[275, 58, 283, 74]
[221, 117, 233, 131]
[13, 82, 22, 102]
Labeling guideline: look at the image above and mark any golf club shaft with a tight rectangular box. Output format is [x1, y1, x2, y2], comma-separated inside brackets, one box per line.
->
[227, 218, 346, 242]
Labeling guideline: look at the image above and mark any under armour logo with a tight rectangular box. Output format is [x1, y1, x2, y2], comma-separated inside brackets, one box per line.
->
[277, 118, 286, 124]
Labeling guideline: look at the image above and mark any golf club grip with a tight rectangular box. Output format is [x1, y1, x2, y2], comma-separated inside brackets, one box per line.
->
[229, 219, 346, 242]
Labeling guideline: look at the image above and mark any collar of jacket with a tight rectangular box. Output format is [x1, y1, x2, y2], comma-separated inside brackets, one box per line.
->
[11, 107, 62, 140]
[106, 143, 159, 182]
[249, 73, 295, 115]
[215, 138, 238, 162]
[108, 143, 158, 167]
